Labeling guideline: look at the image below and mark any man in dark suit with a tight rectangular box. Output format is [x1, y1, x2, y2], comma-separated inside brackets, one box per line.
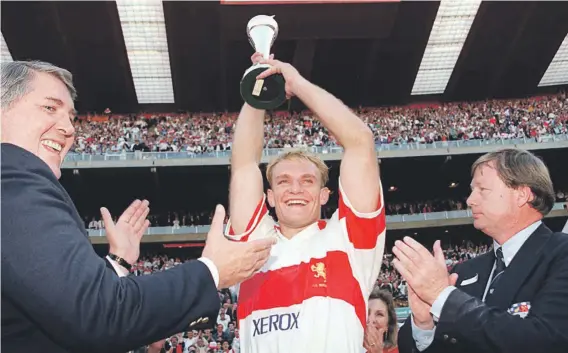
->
[393, 148, 568, 353]
[1, 60, 274, 353]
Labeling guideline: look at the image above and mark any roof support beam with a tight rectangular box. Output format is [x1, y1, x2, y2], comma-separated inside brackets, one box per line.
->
[1, 32, 13, 62]
[539, 34, 568, 87]
[411, 0, 482, 96]
[116, 0, 175, 104]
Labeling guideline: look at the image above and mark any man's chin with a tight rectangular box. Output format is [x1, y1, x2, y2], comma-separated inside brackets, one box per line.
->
[281, 214, 316, 228]
[50, 165, 62, 179]
[472, 219, 485, 231]
[38, 152, 63, 179]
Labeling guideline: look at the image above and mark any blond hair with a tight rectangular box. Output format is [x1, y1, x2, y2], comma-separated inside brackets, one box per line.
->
[471, 148, 555, 216]
[266, 150, 329, 187]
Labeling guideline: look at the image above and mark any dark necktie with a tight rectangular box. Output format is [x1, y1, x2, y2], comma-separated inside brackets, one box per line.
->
[487, 247, 506, 298]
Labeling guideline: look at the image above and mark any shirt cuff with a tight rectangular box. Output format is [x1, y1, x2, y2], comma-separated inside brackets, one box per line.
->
[430, 286, 457, 321]
[106, 255, 129, 277]
[411, 315, 436, 352]
[198, 257, 219, 289]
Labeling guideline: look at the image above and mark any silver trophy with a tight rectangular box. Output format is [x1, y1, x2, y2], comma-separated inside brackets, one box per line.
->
[240, 15, 286, 110]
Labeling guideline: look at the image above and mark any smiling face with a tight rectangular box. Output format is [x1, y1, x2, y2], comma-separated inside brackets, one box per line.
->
[367, 298, 389, 331]
[267, 157, 330, 231]
[1, 71, 76, 179]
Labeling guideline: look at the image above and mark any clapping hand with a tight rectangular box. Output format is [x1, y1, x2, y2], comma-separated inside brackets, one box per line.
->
[393, 239, 457, 306]
[202, 205, 275, 289]
[102, 199, 150, 266]
[363, 324, 385, 353]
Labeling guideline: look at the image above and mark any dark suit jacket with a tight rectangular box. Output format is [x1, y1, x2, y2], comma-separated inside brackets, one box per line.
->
[398, 223, 568, 353]
[1, 143, 220, 353]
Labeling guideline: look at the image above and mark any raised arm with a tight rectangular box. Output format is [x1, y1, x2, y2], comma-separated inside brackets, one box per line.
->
[229, 103, 265, 235]
[286, 71, 380, 212]
[255, 58, 383, 292]
[228, 53, 269, 234]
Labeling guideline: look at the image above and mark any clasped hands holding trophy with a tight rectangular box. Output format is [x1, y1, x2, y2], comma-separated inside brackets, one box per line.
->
[241, 15, 301, 110]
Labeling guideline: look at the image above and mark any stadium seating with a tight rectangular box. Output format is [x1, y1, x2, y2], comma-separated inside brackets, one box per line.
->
[72, 94, 567, 155]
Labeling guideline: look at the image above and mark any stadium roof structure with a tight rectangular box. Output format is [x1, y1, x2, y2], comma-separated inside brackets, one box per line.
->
[2, 0, 568, 113]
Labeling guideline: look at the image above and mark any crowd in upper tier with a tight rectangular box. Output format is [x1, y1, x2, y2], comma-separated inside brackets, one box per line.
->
[70, 93, 567, 155]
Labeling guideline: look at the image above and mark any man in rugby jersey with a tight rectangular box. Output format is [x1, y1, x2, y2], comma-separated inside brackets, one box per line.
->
[225, 52, 386, 353]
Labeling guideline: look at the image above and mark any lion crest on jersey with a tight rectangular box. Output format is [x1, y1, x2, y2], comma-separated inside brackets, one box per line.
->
[311, 262, 326, 282]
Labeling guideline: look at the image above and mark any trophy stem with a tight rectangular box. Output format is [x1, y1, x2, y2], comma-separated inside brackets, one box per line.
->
[248, 25, 274, 60]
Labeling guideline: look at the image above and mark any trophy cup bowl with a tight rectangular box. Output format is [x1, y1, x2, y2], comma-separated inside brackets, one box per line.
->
[240, 15, 287, 110]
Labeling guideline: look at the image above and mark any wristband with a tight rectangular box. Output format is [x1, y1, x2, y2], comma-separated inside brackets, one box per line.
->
[108, 253, 132, 271]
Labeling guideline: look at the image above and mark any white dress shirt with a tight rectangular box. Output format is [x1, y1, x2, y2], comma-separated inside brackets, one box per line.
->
[411, 220, 542, 351]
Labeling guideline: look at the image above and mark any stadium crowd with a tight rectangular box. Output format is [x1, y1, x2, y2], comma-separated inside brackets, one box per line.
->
[129, 240, 490, 353]
[86, 189, 568, 230]
[71, 93, 567, 155]
[85, 197, 470, 229]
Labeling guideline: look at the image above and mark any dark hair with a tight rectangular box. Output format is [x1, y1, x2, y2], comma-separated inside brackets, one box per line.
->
[369, 288, 398, 349]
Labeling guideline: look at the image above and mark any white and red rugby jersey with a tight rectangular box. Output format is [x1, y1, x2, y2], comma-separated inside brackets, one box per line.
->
[225, 178, 386, 353]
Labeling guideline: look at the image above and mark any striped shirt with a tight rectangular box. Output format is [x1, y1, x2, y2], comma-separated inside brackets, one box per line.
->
[226, 179, 386, 353]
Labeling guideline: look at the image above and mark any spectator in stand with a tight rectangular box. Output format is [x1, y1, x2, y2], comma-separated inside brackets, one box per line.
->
[364, 288, 399, 353]
[225, 322, 236, 343]
[220, 340, 234, 353]
[163, 335, 185, 353]
[184, 331, 199, 351]
[208, 342, 219, 353]
[216, 309, 231, 331]
[231, 329, 240, 353]
[212, 324, 229, 343]
[223, 300, 236, 322]
[202, 329, 213, 344]
[194, 338, 208, 353]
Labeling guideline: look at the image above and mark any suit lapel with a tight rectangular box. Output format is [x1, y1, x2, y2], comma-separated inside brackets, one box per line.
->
[457, 252, 494, 299]
[486, 224, 552, 310]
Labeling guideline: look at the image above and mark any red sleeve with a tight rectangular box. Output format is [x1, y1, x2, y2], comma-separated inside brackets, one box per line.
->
[225, 195, 269, 242]
[338, 178, 386, 250]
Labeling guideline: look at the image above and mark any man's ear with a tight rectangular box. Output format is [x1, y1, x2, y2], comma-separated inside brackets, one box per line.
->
[267, 189, 276, 208]
[320, 187, 330, 205]
[516, 185, 533, 208]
